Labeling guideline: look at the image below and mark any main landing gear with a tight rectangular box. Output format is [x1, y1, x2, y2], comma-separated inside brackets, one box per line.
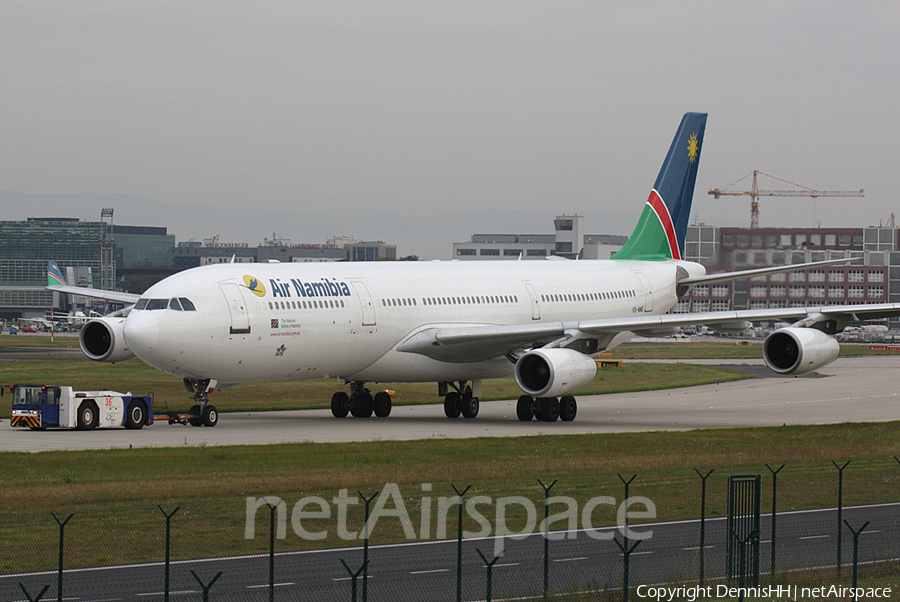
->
[441, 381, 479, 419]
[184, 378, 219, 427]
[516, 394, 577, 422]
[331, 382, 392, 419]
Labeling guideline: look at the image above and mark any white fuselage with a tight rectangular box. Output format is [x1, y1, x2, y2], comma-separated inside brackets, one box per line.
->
[122, 258, 703, 386]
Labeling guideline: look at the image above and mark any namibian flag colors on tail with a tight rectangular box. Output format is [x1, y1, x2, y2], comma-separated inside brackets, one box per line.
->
[613, 112, 707, 261]
[48, 261, 67, 287]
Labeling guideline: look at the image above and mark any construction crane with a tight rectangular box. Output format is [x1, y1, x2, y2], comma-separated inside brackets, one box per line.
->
[708, 170, 864, 229]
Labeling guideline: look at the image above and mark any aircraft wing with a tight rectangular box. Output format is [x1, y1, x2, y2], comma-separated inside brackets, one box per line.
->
[397, 303, 900, 363]
[46, 260, 140, 305]
[48, 284, 140, 305]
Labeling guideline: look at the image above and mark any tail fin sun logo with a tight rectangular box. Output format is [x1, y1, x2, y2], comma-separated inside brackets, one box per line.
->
[688, 132, 699, 163]
[243, 275, 266, 297]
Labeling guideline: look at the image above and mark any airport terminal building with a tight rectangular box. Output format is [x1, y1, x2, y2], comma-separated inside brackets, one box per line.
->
[680, 224, 900, 327]
[452, 214, 627, 260]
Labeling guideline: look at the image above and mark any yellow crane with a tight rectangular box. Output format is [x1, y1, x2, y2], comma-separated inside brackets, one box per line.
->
[708, 170, 864, 229]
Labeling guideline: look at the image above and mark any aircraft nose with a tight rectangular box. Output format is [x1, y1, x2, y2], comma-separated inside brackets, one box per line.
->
[124, 310, 160, 354]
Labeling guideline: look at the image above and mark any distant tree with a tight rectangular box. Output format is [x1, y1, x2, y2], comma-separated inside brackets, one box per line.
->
[398, 255, 419, 261]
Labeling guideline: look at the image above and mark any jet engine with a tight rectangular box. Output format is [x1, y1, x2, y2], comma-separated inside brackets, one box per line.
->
[762, 327, 840, 375]
[79, 317, 135, 363]
[515, 348, 598, 398]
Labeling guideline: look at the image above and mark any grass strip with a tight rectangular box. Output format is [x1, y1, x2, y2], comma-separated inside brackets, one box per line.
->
[1, 421, 898, 572]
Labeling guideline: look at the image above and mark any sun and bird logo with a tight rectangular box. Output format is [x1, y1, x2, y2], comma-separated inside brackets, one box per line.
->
[243, 276, 267, 297]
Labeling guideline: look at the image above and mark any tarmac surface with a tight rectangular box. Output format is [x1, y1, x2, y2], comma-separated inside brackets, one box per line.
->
[2, 355, 898, 452]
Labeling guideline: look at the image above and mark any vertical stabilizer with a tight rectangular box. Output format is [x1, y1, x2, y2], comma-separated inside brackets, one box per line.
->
[613, 112, 707, 261]
[48, 261, 67, 287]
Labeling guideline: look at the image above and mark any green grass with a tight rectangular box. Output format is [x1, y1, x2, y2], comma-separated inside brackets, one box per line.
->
[0, 357, 749, 416]
[1, 422, 899, 572]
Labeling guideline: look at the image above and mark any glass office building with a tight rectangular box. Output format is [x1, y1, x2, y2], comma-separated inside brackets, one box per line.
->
[0, 218, 108, 318]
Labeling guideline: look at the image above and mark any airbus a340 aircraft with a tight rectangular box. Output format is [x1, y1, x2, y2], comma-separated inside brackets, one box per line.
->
[49, 113, 900, 427]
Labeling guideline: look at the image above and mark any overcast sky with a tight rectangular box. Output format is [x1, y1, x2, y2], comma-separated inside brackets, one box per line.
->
[3, 1, 899, 257]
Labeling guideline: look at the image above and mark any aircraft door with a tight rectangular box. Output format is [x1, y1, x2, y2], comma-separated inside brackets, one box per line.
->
[634, 272, 653, 313]
[219, 283, 252, 334]
[351, 281, 377, 326]
[524, 283, 541, 320]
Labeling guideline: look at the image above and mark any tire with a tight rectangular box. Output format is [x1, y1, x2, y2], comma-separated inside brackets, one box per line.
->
[201, 405, 219, 427]
[461, 394, 479, 419]
[331, 391, 350, 418]
[76, 400, 99, 430]
[559, 395, 577, 422]
[373, 391, 392, 418]
[540, 397, 559, 422]
[188, 404, 203, 427]
[350, 391, 374, 418]
[443, 392, 461, 418]
[516, 395, 534, 421]
[124, 400, 147, 429]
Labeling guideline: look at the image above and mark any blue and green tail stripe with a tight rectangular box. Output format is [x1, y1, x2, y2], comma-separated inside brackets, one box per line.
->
[614, 112, 707, 261]
[47, 261, 67, 287]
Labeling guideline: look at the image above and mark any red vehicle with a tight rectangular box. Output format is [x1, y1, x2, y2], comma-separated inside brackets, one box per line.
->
[20, 327, 37, 333]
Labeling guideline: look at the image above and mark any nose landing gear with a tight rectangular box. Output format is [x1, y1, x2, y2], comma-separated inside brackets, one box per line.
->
[184, 378, 219, 427]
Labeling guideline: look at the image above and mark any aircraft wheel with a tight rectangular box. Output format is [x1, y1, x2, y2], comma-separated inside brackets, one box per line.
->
[559, 395, 577, 422]
[125, 400, 148, 429]
[76, 400, 99, 430]
[373, 391, 392, 418]
[461, 394, 479, 419]
[350, 391, 374, 418]
[331, 391, 350, 418]
[516, 395, 534, 422]
[540, 397, 559, 422]
[516, 395, 534, 421]
[188, 404, 203, 427]
[444, 392, 461, 418]
[202, 405, 219, 427]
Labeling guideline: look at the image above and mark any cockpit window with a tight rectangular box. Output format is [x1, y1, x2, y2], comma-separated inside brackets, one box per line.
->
[169, 298, 183, 311]
[146, 299, 168, 310]
[135, 298, 149, 310]
[179, 298, 196, 311]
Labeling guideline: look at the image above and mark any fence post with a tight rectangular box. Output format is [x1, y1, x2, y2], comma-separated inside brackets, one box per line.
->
[51, 512, 73, 602]
[339, 559, 368, 602]
[17, 583, 50, 602]
[617, 474, 637, 549]
[538, 479, 557, 598]
[475, 548, 502, 602]
[694, 469, 714, 585]
[266, 500, 284, 602]
[157, 506, 180, 602]
[613, 537, 640, 602]
[764, 464, 784, 579]
[451, 484, 472, 602]
[357, 490, 377, 602]
[189, 570, 222, 602]
[843, 520, 870, 602]
[831, 460, 851, 576]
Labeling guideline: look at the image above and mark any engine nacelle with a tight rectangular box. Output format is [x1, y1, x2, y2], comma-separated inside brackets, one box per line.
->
[79, 317, 135, 363]
[515, 348, 598, 398]
[762, 327, 840, 375]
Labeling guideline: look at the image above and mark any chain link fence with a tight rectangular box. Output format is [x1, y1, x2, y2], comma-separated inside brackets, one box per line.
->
[3, 461, 900, 601]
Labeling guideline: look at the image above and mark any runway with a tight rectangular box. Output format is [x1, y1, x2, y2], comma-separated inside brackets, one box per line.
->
[2, 356, 898, 452]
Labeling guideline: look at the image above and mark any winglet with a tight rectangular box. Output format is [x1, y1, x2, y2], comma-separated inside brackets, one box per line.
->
[48, 261, 67, 287]
[613, 112, 707, 261]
